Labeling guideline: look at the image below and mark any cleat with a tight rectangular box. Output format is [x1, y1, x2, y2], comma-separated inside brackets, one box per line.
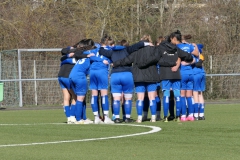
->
[104, 117, 115, 124]
[194, 117, 199, 121]
[75, 120, 84, 124]
[163, 116, 168, 122]
[84, 118, 94, 124]
[136, 119, 142, 123]
[186, 116, 194, 121]
[114, 118, 122, 123]
[142, 116, 148, 122]
[167, 115, 175, 121]
[125, 118, 134, 123]
[175, 117, 181, 122]
[180, 117, 187, 122]
[156, 117, 163, 121]
[69, 117, 77, 124]
[94, 118, 104, 124]
[199, 116, 205, 120]
[150, 118, 156, 122]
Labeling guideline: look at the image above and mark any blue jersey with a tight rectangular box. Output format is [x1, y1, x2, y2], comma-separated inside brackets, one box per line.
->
[177, 43, 194, 75]
[84, 47, 111, 70]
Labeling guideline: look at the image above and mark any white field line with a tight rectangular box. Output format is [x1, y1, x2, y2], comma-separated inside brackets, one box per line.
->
[0, 123, 161, 148]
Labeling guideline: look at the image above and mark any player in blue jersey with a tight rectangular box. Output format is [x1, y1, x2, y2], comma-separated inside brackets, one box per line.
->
[99, 39, 149, 123]
[58, 41, 94, 124]
[88, 35, 114, 124]
[69, 39, 106, 124]
[113, 35, 157, 123]
[176, 34, 199, 122]
[192, 44, 206, 120]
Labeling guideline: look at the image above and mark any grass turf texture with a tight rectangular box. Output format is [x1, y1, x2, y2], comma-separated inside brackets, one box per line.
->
[0, 104, 239, 160]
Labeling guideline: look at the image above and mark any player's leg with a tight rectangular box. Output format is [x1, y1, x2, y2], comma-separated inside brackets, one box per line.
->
[58, 77, 72, 124]
[72, 76, 88, 124]
[168, 90, 175, 121]
[110, 73, 122, 123]
[199, 73, 206, 120]
[142, 92, 149, 121]
[122, 72, 134, 123]
[135, 82, 145, 123]
[155, 84, 162, 121]
[172, 80, 181, 122]
[161, 80, 172, 122]
[186, 75, 194, 121]
[69, 89, 77, 123]
[193, 73, 202, 120]
[147, 83, 158, 122]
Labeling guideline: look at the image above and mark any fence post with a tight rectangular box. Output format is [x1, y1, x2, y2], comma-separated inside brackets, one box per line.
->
[18, 49, 23, 107]
[34, 60, 38, 105]
[210, 55, 213, 94]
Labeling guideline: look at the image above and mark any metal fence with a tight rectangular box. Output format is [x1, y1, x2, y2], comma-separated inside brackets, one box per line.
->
[0, 49, 239, 107]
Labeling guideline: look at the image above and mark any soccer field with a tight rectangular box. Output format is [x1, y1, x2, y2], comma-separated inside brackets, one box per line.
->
[0, 104, 239, 160]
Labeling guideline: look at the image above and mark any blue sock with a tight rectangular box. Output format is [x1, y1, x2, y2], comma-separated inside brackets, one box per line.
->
[155, 96, 161, 112]
[187, 97, 194, 116]
[163, 96, 169, 117]
[175, 97, 181, 117]
[82, 100, 86, 120]
[113, 100, 120, 117]
[102, 95, 109, 112]
[124, 100, 132, 118]
[70, 104, 76, 117]
[150, 100, 156, 116]
[194, 103, 199, 117]
[136, 100, 143, 116]
[180, 97, 186, 116]
[75, 101, 83, 121]
[63, 106, 70, 118]
[91, 96, 98, 113]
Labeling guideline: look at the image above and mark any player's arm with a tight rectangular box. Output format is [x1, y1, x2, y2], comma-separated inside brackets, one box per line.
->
[177, 48, 193, 63]
[191, 43, 199, 57]
[99, 47, 113, 58]
[113, 52, 135, 67]
[171, 58, 181, 72]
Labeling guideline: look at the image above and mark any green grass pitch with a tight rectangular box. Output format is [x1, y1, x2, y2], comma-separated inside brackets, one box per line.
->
[0, 104, 239, 160]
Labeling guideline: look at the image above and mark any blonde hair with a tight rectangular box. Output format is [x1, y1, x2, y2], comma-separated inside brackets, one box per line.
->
[141, 34, 152, 43]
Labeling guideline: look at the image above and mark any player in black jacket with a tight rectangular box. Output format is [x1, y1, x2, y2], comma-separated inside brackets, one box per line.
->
[137, 30, 193, 122]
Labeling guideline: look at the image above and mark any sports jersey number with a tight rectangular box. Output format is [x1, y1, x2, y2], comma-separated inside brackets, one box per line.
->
[77, 58, 86, 64]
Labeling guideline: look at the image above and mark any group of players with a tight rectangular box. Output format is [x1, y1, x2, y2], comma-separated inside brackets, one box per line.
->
[58, 30, 206, 124]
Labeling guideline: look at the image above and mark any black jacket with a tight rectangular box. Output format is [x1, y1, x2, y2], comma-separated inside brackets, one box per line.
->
[137, 41, 193, 80]
[113, 46, 161, 83]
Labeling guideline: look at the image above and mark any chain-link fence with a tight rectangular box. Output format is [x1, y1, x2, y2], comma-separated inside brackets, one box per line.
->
[0, 49, 239, 107]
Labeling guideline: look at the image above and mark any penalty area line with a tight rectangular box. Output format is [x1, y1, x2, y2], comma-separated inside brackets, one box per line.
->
[0, 123, 161, 148]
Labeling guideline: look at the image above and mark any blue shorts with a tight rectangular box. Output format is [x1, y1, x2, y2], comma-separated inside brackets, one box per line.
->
[58, 77, 71, 89]
[193, 73, 206, 91]
[161, 80, 180, 91]
[70, 75, 87, 96]
[156, 82, 161, 90]
[89, 69, 109, 90]
[181, 73, 193, 90]
[110, 72, 134, 94]
[135, 82, 157, 93]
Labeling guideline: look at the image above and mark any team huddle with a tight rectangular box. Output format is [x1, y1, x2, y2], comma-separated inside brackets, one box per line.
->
[58, 30, 206, 124]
